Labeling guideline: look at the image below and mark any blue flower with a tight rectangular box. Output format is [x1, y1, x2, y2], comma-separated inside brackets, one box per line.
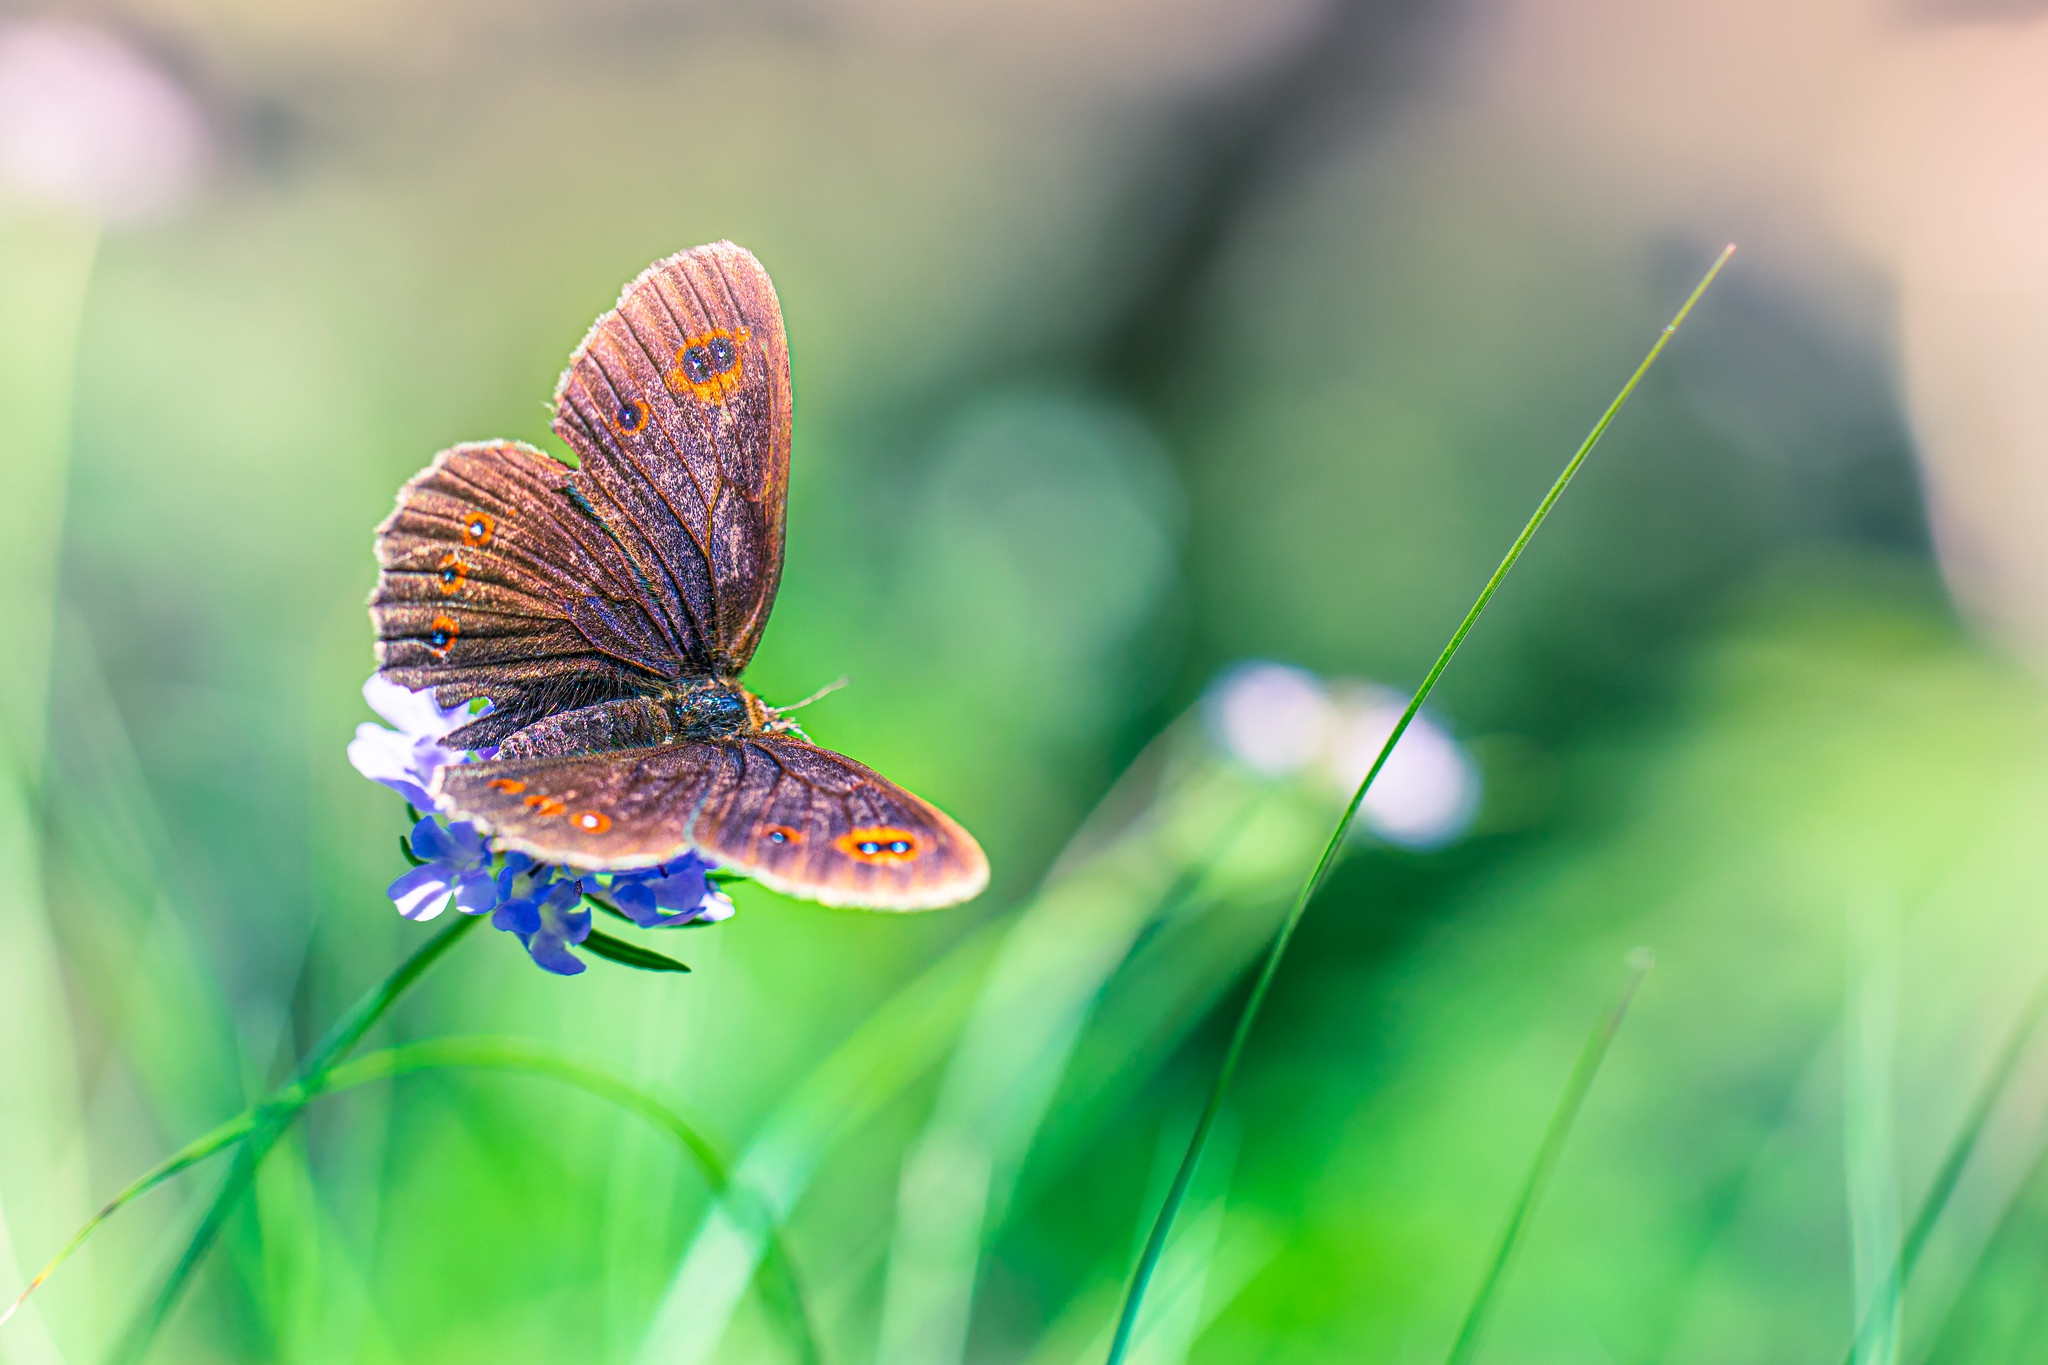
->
[387, 816, 498, 921]
[492, 872, 591, 976]
[607, 853, 735, 928]
[347, 674, 479, 810]
[355, 674, 738, 977]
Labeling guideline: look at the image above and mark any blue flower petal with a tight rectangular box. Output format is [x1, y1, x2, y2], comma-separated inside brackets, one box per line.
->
[388, 863, 454, 921]
[450, 868, 498, 915]
[609, 855, 719, 927]
[492, 893, 541, 936]
[408, 816, 454, 862]
[444, 820, 489, 861]
[496, 853, 536, 901]
[525, 933, 587, 975]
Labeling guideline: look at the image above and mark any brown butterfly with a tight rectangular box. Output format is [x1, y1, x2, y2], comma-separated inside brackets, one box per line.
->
[368, 241, 988, 911]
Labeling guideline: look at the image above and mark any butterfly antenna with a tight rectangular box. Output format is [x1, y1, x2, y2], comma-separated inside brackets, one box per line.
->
[779, 676, 848, 713]
[763, 676, 847, 739]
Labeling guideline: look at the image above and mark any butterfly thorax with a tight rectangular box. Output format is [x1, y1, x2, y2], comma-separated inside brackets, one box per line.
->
[494, 679, 779, 762]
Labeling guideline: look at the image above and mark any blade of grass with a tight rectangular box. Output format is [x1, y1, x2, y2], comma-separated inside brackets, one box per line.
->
[8, 1029, 827, 1365]
[1443, 948, 1655, 1365]
[582, 926, 692, 973]
[0, 1115, 258, 1333]
[1102, 243, 1736, 1365]
[1913, 1066, 2048, 1357]
[105, 911, 483, 1365]
[638, 743, 1264, 1365]
[315, 1037, 823, 1365]
[1838, 964, 2048, 1365]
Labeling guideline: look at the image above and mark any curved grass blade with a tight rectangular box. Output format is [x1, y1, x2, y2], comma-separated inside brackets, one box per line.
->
[1443, 948, 1654, 1365]
[1102, 244, 1737, 1365]
[582, 926, 691, 973]
[1837, 964, 2048, 1365]
[315, 1037, 821, 1365]
[105, 911, 483, 1365]
[5, 1026, 825, 1365]
[0, 1114, 258, 1333]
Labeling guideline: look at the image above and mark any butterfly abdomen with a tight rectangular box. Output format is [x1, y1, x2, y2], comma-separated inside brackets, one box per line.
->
[492, 680, 761, 760]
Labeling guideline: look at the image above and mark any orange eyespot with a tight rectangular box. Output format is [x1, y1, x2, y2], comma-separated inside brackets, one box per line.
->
[572, 810, 611, 833]
[664, 328, 749, 404]
[760, 824, 804, 847]
[836, 827, 920, 864]
[487, 778, 527, 794]
[608, 396, 649, 435]
[523, 793, 566, 817]
[426, 615, 459, 658]
[461, 510, 496, 547]
[435, 552, 469, 595]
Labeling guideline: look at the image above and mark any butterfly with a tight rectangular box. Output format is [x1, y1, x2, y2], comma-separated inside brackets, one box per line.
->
[368, 241, 988, 911]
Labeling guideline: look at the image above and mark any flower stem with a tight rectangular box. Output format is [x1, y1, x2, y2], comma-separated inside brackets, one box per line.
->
[105, 912, 483, 1365]
[1101, 244, 1735, 1365]
[1443, 949, 1654, 1365]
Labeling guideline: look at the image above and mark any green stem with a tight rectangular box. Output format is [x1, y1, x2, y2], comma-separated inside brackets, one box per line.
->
[1443, 949, 1654, 1365]
[1101, 244, 1735, 1365]
[1838, 965, 2048, 1365]
[315, 1039, 824, 1365]
[106, 912, 483, 1365]
[8, 1026, 827, 1365]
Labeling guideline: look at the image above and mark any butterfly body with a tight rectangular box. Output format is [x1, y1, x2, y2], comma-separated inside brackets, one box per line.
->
[491, 680, 773, 762]
[369, 242, 988, 910]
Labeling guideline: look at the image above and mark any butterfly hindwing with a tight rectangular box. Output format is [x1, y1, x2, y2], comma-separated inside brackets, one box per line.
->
[551, 241, 792, 675]
[371, 440, 691, 746]
[434, 736, 988, 911]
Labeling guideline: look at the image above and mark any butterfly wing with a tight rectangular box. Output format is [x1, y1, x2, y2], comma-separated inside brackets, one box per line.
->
[434, 736, 988, 911]
[370, 439, 694, 747]
[371, 242, 791, 744]
[551, 241, 792, 675]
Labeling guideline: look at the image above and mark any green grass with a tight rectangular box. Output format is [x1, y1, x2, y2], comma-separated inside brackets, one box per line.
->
[1102, 244, 1736, 1365]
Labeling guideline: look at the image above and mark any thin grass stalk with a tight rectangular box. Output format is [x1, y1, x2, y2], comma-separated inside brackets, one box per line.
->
[315, 1038, 825, 1365]
[0, 1117, 257, 1332]
[106, 912, 484, 1364]
[635, 747, 1264, 1365]
[1838, 964, 2048, 1365]
[1442, 948, 1654, 1365]
[7, 1027, 827, 1365]
[1913, 1078, 2048, 1356]
[1101, 244, 1736, 1365]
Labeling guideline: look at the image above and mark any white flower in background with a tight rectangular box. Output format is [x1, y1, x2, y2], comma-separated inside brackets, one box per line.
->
[1203, 660, 1480, 849]
[1323, 683, 1479, 850]
[0, 20, 205, 221]
[1202, 660, 1334, 777]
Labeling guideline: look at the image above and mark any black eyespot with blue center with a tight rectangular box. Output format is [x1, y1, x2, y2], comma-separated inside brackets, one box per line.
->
[680, 336, 740, 385]
[426, 614, 459, 656]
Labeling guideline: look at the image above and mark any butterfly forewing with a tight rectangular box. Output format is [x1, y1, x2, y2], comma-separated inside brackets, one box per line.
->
[371, 440, 689, 745]
[551, 241, 792, 674]
[434, 737, 989, 911]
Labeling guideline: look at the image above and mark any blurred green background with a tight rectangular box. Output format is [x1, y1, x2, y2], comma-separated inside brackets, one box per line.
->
[6, 2, 2048, 1363]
